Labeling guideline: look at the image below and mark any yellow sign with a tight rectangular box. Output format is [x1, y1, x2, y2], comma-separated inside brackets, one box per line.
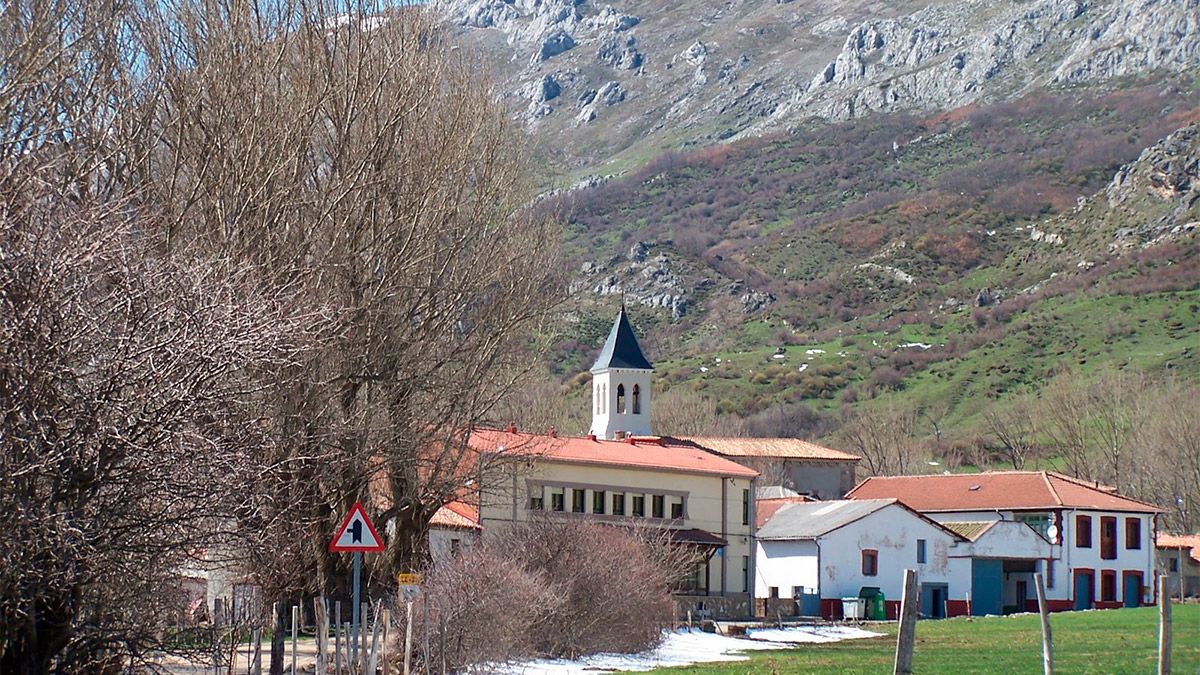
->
[397, 573, 422, 585]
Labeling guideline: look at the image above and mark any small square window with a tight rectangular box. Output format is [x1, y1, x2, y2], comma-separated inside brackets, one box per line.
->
[529, 493, 544, 511]
[612, 493, 626, 516]
[551, 490, 564, 512]
[632, 495, 645, 517]
[862, 550, 878, 577]
[670, 499, 684, 519]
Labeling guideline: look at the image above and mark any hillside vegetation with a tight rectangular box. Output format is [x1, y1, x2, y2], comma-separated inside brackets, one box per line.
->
[521, 75, 1199, 504]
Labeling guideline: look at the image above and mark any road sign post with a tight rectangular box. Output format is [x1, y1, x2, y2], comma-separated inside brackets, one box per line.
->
[330, 502, 386, 673]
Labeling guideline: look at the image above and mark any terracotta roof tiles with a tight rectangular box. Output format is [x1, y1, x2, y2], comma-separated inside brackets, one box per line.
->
[669, 436, 860, 461]
[845, 471, 1163, 513]
[469, 429, 758, 478]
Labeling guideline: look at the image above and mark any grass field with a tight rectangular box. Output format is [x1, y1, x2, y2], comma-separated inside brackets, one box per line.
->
[656, 605, 1199, 674]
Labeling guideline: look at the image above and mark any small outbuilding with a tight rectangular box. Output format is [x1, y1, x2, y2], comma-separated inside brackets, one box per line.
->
[755, 499, 970, 619]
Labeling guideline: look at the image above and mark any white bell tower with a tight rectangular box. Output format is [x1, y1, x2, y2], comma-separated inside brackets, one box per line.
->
[589, 307, 653, 439]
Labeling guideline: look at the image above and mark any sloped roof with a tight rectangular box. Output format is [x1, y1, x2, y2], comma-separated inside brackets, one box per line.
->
[845, 471, 1163, 513]
[591, 308, 653, 371]
[757, 499, 897, 540]
[941, 521, 999, 541]
[470, 428, 758, 478]
[672, 436, 860, 462]
[1157, 534, 1200, 564]
[756, 497, 815, 527]
[430, 501, 481, 530]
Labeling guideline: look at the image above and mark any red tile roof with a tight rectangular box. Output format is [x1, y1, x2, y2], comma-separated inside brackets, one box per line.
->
[469, 428, 758, 478]
[1157, 534, 1200, 564]
[669, 436, 860, 461]
[845, 471, 1163, 513]
[430, 501, 481, 530]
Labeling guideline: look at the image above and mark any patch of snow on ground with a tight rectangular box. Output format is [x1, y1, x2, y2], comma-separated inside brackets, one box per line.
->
[498, 627, 870, 674]
[745, 626, 883, 643]
[805, 348, 825, 355]
[899, 342, 932, 349]
[798, 364, 808, 373]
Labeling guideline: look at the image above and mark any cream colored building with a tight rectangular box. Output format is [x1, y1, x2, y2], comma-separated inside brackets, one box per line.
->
[471, 309, 760, 617]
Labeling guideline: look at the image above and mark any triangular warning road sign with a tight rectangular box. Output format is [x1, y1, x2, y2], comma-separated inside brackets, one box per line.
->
[329, 502, 385, 553]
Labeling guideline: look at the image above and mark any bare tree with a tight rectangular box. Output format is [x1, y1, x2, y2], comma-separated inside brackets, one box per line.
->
[837, 402, 922, 476]
[0, 195, 311, 672]
[983, 398, 1039, 470]
[134, 0, 563, 592]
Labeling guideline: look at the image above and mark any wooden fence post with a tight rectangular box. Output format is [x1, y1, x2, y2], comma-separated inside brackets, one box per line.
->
[893, 569, 919, 675]
[315, 597, 328, 675]
[334, 602, 342, 675]
[290, 605, 298, 675]
[1158, 574, 1172, 675]
[404, 600, 414, 675]
[1034, 572, 1053, 675]
[252, 626, 263, 675]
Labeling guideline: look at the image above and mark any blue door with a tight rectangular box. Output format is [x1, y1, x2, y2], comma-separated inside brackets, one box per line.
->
[921, 584, 948, 619]
[971, 560, 1003, 616]
[1123, 573, 1141, 608]
[1074, 571, 1094, 610]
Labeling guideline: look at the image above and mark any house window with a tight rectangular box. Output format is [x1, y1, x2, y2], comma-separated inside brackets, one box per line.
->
[1101, 571, 1116, 602]
[632, 384, 641, 414]
[1125, 518, 1141, 550]
[1046, 559, 1055, 589]
[616, 384, 626, 413]
[652, 494, 665, 518]
[1169, 557, 1180, 572]
[769, 587, 779, 599]
[632, 495, 645, 517]
[593, 490, 606, 515]
[529, 490, 544, 511]
[450, 539, 461, 556]
[1100, 517, 1117, 560]
[595, 385, 600, 414]
[601, 383, 606, 414]
[670, 499, 684, 519]
[862, 550, 878, 576]
[551, 489, 565, 512]
[742, 489, 750, 526]
[612, 493, 626, 516]
[1016, 512, 1051, 540]
[742, 556, 750, 593]
[917, 539, 927, 564]
[572, 489, 585, 513]
[1075, 515, 1092, 548]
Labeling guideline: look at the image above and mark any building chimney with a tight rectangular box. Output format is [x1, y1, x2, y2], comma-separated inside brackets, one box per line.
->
[614, 430, 626, 441]
[506, 423, 517, 433]
[586, 433, 597, 442]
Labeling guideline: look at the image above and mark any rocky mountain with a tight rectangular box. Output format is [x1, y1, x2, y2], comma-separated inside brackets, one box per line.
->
[435, 0, 1200, 174]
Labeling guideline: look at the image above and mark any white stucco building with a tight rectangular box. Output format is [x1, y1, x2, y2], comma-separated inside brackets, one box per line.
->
[754, 498, 1053, 619]
[847, 471, 1163, 612]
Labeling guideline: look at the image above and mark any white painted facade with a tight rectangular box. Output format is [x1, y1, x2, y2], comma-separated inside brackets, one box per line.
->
[590, 366, 652, 439]
[926, 508, 1156, 607]
[755, 503, 970, 605]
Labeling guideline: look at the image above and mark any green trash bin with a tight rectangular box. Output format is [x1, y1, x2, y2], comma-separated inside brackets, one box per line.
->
[859, 586, 886, 620]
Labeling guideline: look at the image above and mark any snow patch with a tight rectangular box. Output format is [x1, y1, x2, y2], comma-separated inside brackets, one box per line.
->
[498, 629, 794, 674]
[805, 348, 826, 355]
[745, 625, 884, 643]
[899, 342, 932, 349]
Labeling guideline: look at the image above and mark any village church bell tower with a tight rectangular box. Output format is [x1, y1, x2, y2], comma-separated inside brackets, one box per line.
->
[589, 307, 653, 440]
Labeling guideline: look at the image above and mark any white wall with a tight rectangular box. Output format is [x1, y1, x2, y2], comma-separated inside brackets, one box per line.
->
[590, 367, 652, 439]
[755, 505, 970, 601]
[429, 527, 477, 561]
[756, 540, 819, 599]
[818, 507, 969, 601]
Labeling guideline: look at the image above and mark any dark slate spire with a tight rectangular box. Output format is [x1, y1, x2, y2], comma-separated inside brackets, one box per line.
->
[591, 307, 653, 371]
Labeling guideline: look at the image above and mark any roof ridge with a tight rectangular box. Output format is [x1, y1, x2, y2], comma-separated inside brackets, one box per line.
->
[1040, 471, 1064, 507]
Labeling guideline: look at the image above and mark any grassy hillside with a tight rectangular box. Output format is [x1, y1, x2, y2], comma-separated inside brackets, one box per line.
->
[538, 73, 1200, 448]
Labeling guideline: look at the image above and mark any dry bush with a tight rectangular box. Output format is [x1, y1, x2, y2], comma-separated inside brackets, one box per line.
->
[413, 520, 685, 670]
[417, 543, 561, 672]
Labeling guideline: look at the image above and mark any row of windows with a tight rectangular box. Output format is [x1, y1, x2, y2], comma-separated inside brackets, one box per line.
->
[1075, 515, 1141, 559]
[594, 383, 642, 415]
[530, 486, 683, 519]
